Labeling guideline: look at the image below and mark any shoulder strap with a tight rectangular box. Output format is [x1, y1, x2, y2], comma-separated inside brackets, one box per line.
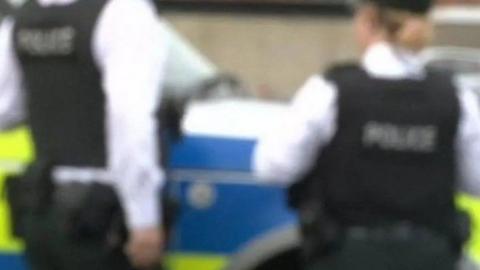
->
[324, 62, 365, 83]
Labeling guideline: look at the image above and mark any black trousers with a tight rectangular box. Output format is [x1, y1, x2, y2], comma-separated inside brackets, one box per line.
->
[22, 183, 135, 270]
[306, 230, 458, 270]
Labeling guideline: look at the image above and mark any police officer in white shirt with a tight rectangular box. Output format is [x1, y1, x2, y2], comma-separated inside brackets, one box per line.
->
[255, 0, 480, 269]
[0, 0, 167, 269]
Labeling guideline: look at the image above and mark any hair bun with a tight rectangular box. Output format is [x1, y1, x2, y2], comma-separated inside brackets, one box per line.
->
[396, 17, 433, 51]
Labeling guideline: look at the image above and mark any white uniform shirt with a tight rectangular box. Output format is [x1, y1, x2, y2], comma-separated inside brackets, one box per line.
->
[0, 0, 167, 229]
[255, 42, 480, 198]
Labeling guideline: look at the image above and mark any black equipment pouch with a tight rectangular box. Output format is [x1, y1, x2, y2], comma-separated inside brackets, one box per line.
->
[61, 183, 126, 245]
[4, 159, 53, 238]
[289, 152, 343, 264]
[298, 199, 343, 263]
[64, 182, 179, 248]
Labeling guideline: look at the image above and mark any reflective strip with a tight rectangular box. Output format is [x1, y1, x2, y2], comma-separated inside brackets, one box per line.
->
[0, 127, 32, 253]
[0, 127, 34, 162]
[52, 166, 111, 185]
[0, 175, 24, 253]
[165, 253, 228, 270]
[457, 195, 480, 263]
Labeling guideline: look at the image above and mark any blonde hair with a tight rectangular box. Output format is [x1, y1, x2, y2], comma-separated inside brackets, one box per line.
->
[377, 8, 433, 51]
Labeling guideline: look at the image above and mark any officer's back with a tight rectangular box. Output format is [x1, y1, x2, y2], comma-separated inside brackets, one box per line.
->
[254, 1, 480, 270]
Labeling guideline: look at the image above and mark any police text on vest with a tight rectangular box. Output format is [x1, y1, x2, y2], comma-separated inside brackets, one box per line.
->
[362, 121, 438, 153]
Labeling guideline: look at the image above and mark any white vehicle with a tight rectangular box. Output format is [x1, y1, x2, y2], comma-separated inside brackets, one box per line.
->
[422, 47, 480, 95]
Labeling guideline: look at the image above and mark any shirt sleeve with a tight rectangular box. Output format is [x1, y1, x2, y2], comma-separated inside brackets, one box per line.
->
[456, 85, 480, 197]
[93, 0, 167, 229]
[254, 75, 338, 185]
[0, 17, 26, 131]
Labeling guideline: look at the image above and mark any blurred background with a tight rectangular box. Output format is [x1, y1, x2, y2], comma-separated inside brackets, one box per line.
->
[157, 0, 480, 99]
[0, 1, 479, 270]
[1, 0, 480, 99]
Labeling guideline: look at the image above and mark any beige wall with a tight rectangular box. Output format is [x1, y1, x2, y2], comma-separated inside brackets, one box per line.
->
[165, 12, 480, 99]
[435, 24, 480, 47]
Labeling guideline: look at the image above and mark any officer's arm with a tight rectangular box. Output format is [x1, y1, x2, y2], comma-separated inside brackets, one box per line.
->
[456, 86, 480, 197]
[254, 75, 338, 185]
[93, 0, 167, 230]
[0, 17, 26, 131]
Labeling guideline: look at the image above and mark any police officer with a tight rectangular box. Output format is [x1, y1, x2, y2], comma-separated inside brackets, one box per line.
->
[0, 0, 167, 269]
[255, 0, 480, 270]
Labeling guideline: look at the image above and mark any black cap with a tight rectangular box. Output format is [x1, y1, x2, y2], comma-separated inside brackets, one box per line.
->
[365, 0, 433, 14]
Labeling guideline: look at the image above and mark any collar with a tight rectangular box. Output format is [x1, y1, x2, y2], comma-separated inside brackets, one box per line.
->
[361, 42, 426, 80]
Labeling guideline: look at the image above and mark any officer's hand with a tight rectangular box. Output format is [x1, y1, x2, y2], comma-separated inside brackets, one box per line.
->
[125, 227, 164, 269]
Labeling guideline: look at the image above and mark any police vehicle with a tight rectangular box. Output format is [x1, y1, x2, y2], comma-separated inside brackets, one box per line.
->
[0, 98, 303, 270]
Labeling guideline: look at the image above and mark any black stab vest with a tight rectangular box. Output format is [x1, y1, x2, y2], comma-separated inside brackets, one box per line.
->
[14, 0, 108, 166]
[301, 64, 460, 235]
